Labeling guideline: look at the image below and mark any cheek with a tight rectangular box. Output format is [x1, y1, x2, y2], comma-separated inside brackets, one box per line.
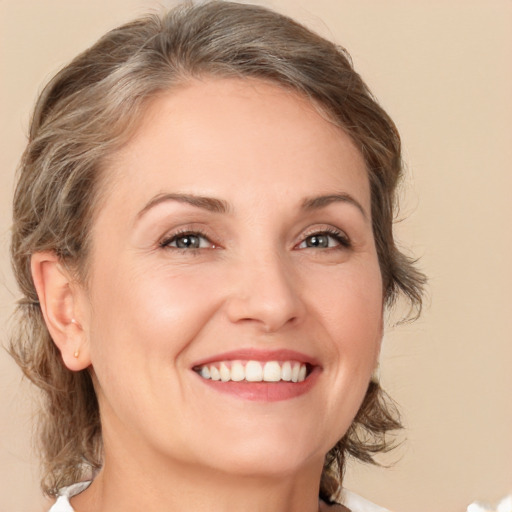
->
[312, 256, 383, 321]
[87, 259, 224, 363]
[84, 259, 226, 438]
[306, 259, 383, 368]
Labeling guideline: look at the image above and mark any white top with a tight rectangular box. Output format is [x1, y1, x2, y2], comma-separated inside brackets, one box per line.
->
[48, 482, 91, 512]
[339, 489, 390, 512]
[47, 481, 389, 512]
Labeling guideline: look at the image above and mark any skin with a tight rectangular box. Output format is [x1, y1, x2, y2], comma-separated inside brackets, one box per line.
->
[33, 78, 383, 512]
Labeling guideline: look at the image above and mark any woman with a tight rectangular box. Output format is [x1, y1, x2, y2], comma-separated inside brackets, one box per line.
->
[9, 2, 424, 511]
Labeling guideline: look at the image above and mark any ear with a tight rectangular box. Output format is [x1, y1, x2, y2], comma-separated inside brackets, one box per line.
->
[31, 251, 91, 371]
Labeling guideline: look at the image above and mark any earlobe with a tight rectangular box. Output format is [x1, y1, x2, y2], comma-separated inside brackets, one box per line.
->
[31, 252, 91, 371]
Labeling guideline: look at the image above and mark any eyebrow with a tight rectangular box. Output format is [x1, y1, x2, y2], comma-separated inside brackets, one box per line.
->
[137, 193, 230, 219]
[137, 191, 368, 221]
[301, 193, 368, 220]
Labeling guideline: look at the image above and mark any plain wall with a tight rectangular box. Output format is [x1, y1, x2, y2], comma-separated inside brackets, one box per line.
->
[1, 1, 511, 511]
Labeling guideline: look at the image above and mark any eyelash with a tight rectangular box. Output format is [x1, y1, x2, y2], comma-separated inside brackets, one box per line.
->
[159, 229, 215, 252]
[159, 227, 351, 252]
[297, 227, 351, 250]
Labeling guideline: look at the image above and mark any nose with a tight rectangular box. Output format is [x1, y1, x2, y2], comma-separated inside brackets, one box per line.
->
[225, 251, 305, 333]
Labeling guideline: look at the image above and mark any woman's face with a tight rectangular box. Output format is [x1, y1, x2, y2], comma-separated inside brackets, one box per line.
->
[77, 78, 383, 478]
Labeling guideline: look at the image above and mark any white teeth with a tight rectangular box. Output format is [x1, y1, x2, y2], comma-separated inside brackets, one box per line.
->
[263, 361, 281, 382]
[230, 361, 245, 381]
[245, 361, 263, 382]
[210, 366, 221, 381]
[219, 362, 230, 382]
[197, 360, 309, 383]
[281, 361, 292, 381]
[291, 362, 300, 383]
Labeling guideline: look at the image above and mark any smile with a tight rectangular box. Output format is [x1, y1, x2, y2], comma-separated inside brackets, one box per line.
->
[195, 360, 309, 383]
[191, 349, 320, 401]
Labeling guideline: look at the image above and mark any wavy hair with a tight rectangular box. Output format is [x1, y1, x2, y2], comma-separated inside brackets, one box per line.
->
[9, 0, 425, 500]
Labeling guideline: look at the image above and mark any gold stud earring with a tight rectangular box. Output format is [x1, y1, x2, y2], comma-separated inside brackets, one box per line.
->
[71, 319, 81, 358]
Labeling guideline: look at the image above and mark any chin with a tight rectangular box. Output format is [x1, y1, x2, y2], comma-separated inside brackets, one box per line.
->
[187, 421, 332, 479]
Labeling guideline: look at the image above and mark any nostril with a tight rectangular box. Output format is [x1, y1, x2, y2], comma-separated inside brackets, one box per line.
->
[225, 291, 304, 333]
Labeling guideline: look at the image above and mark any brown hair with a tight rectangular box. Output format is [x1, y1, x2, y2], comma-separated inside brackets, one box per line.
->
[9, 0, 425, 501]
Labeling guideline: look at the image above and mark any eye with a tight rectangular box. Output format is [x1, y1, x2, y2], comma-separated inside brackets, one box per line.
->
[296, 229, 350, 250]
[160, 231, 214, 250]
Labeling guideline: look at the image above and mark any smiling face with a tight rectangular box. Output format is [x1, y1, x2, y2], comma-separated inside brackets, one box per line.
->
[75, 78, 383, 480]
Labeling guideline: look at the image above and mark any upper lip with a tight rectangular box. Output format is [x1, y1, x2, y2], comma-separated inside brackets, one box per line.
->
[191, 348, 320, 369]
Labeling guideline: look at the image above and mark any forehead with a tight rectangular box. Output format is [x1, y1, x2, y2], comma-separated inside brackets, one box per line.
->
[98, 77, 370, 216]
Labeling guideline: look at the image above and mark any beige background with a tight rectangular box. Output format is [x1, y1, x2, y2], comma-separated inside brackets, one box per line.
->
[1, 1, 511, 511]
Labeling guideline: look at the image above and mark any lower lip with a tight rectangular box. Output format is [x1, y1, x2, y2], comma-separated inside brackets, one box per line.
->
[195, 368, 320, 402]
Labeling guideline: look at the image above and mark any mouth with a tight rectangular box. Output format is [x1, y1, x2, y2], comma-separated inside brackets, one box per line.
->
[191, 349, 320, 402]
[193, 360, 312, 383]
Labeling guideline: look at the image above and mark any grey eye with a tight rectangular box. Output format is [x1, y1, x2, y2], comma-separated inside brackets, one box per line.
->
[305, 234, 330, 248]
[162, 232, 213, 250]
[174, 234, 201, 249]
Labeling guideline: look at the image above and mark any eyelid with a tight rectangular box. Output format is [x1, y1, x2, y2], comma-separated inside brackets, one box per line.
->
[295, 226, 351, 250]
[159, 227, 218, 250]
[157, 224, 351, 251]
